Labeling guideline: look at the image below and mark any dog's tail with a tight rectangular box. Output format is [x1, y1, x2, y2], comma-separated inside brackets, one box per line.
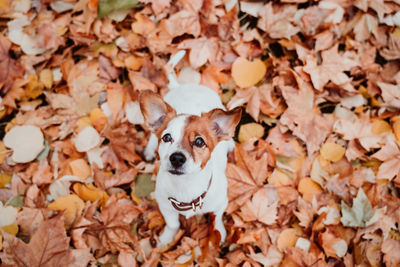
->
[167, 50, 186, 89]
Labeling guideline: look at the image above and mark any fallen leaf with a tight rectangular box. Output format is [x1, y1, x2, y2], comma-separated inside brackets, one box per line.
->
[98, 0, 141, 17]
[0, 33, 24, 94]
[48, 194, 85, 226]
[238, 123, 264, 143]
[0, 202, 18, 228]
[3, 125, 44, 163]
[0, 216, 91, 267]
[69, 159, 91, 180]
[248, 246, 283, 267]
[240, 187, 279, 225]
[73, 126, 101, 153]
[133, 173, 154, 199]
[231, 57, 266, 88]
[340, 188, 376, 227]
[277, 228, 300, 252]
[73, 183, 109, 205]
[320, 142, 346, 162]
[298, 177, 322, 203]
[302, 44, 359, 91]
[320, 230, 348, 258]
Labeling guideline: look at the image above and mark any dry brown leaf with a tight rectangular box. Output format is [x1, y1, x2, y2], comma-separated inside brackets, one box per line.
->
[0, 33, 24, 94]
[0, 216, 91, 267]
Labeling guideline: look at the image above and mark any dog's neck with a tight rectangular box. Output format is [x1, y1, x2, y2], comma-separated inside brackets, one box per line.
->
[161, 162, 213, 202]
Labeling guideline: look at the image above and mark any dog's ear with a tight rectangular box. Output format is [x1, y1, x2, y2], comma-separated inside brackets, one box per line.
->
[208, 107, 242, 140]
[139, 91, 175, 133]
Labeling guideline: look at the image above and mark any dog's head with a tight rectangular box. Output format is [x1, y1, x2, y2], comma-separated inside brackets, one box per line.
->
[139, 91, 241, 176]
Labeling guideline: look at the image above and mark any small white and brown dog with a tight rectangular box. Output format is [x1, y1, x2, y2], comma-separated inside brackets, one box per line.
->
[139, 50, 241, 246]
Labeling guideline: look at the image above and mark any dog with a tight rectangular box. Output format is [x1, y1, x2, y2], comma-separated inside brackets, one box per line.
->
[139, 50, 241, 246]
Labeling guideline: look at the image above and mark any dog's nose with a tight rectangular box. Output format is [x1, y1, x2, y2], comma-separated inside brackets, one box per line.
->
[169, 152, 186, 168]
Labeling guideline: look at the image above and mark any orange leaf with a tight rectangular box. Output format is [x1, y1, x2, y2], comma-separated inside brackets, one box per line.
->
[277, 228, 300, 252]
[298, 178, 322, 203]
[48, 194, 85, 225]
[72, 183, 109, 205]
[69, 159, 91, 180]
[231, 57, 266, 88]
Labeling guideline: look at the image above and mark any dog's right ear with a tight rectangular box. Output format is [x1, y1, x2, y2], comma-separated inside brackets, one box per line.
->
[139, 91, 176, 133]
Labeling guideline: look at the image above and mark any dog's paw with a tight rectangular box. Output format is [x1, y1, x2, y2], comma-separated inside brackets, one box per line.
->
[157, 226, 178, 247]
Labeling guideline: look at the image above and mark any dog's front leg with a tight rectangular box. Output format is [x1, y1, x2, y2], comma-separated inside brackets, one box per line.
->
[214, 206, 227, 243]
[158, 209, 180, 247]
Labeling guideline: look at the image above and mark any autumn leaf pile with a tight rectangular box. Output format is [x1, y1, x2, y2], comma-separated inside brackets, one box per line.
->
[0, 0, 400, 266]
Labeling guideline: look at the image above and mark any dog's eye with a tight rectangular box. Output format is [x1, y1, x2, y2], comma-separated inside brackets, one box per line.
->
[162, 133, 172, 143]
[193, 137, 205, 148]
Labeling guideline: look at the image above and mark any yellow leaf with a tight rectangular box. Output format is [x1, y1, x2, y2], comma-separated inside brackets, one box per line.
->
[48, 194, 84, 225]
[238, 123, 264, 143]
[24, 74, 44, 100]
[72, 183, 109, 205]
[320, 142, 345, 162]
[231, 57, 266, 88]
[393, 27, 400, 38]
[298, 178, 322, 203]
[0, 141, 7, 165]
[277, 228, 300, 252]
[39, 69, 53, 89]
[371, 119, 392, 134]
[90, 108, 107, 131]
[1, 223, 18, 236]
[90, 108, 107, 123]
[76, 116, 92, 132]
[0, 173, 12, 188]
[69, 159, 91, 180]
[130, 190, 142, 205]
[268, 169, 293, 186]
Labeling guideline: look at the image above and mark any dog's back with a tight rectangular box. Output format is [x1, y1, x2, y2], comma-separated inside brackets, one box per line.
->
[164, 50, 225, 116]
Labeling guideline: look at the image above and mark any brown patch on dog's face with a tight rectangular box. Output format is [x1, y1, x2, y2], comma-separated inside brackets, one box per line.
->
[181, 116, 219, 169]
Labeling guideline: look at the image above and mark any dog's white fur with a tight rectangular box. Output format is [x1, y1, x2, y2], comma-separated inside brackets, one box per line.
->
[141, 51, 237, 246]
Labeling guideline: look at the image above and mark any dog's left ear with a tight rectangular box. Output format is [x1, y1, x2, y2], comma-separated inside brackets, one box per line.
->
[139, 90, 176, 133]
[208, 107, 242, 140]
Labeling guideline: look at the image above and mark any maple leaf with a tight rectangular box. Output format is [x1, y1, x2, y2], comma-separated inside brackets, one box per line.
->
[280, 84, 334, 155]
[257, 2, 300, 39]
[228, 84, 284, 121]
[226, 144, 269, 213]
[0, 215, 92, 267]
[178, 37, 219, 69]
[240, 187, 279, 225]
[302, 44, 359, 91]
[0, 34, 24, 94]
[372, 138, 400, 180]
[103, 123, 143, 163]
[340, 188, 377, 227]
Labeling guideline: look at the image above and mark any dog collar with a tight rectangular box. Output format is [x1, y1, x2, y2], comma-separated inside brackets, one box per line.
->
[168, 176, 212, 212]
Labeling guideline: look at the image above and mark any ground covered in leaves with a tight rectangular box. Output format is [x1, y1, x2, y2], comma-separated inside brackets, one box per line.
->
[0, 0, 400, 266]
